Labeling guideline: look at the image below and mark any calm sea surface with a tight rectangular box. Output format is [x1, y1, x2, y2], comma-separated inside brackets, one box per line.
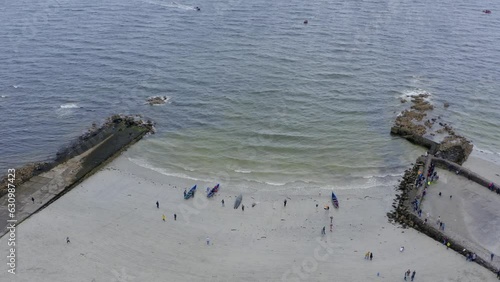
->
[1, 0, 499, 190]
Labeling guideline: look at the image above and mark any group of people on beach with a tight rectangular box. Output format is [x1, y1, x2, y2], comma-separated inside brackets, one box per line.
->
[488, 182, 500, 194]
[404, 269, 416, 281]
[364, 251, 373, 260]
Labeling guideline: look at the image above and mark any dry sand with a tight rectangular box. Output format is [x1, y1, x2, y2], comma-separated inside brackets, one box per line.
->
[0, 153, 498, 281]
[420, 165, 500, 264]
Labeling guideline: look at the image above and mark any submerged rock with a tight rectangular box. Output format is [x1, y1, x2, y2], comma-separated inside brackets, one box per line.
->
[146, 96, 169, 105]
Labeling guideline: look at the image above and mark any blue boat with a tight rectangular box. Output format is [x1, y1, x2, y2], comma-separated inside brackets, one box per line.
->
[207, 184, 220, 198]
[331, 192, 339, 208]
[184, 185, 197, 199]
[234, 194, 243, 209]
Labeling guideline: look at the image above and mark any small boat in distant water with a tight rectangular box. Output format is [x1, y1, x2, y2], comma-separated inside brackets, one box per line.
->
[483, 9, 491, 14]
[331, 192, 339, 208]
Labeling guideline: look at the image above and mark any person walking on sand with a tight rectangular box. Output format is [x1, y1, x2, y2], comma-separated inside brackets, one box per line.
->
[206, 237, 210, 245]
[491, 253, 494, 261]
[174, 214, 177, 221]
[162, 214, 166, 222]
[284, 199, 287, 207]
[222, 199, 225, 207]
[322, 226, 326, 235]
[365, 252, 369, 260]
[156, 201, 159, 209]
[66, 237, 70, 244]
[411, 270, 416, 281]
[184, 189, 187, 197]
[450, 195, 452, 199]
[242, 205, 245, 211]
[405, 269, 411, 280]
[32, 197, 35, 204]
[370, 252, 373, 260]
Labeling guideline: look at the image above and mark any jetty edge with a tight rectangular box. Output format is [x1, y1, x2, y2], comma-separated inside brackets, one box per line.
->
[0, 114, 155, 238]
[388, 97, 499, 274]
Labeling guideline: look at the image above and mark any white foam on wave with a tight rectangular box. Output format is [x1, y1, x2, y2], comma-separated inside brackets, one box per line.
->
[129, 157, 203, 182]
[399, 89, 432, 103]
[470, 146, 500, 165]
[362, 173, 404, 179]
[141, 0, 197, 10]
[12, 85, 19, 89]
[0, 95, 7, 98]
[474, 146, 499, 155]
[60, 103, 80, 109]
[234, 169, 252, 174]
[264, 181, 287, 186]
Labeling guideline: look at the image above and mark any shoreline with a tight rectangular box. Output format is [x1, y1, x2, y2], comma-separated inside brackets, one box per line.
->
[389, 98, 500, 276]
[0, 115, 154, 238]
[0, 111, 498, 280]
[1, 152, 497, 281]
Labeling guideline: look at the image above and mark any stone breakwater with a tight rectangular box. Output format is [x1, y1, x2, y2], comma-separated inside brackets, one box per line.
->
[389, 96, 499, 274]
[387, 159, 498, 274]
[0, 115, 155, 198]
[391, 93, 473, 164]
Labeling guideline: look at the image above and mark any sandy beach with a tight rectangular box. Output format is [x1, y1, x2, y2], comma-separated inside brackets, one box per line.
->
[1, 151, 498, 281]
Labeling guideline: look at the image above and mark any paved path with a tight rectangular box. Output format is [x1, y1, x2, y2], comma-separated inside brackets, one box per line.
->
[0, 157, 81, 238]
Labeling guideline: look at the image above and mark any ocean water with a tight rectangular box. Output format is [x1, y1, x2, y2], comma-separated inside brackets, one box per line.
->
[1, 0, 499, 190]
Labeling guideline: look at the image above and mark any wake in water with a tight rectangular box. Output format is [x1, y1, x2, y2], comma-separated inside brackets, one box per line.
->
[140, 0, 199, 10]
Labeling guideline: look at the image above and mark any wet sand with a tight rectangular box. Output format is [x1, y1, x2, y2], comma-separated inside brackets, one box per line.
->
[0, 152, 497, 281]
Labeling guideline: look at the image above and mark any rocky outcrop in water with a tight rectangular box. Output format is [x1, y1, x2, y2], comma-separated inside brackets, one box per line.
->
[391, 93, 472, 164]
[0, 115, 155, 198]
[436, 135, 473, 164]
[146, 96, 169, 105]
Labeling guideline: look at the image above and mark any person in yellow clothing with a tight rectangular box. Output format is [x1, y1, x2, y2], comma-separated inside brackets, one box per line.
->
[162, 214, 166, 222]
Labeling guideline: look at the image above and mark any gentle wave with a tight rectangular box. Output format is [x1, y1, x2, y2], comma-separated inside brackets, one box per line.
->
[128, 157, 204, 182]
[140, 0, 197, 10]
[362, 173, 404, 179]
[474, 146, 500, 156]
[146, 96, 171, 105]
[60, 103, 80, 109]
[399, 89, 432, 103]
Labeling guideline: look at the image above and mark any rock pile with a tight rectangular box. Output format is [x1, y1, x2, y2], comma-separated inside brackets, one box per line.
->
[391, 93, 472, 164]
[146, 96, 169, 105]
